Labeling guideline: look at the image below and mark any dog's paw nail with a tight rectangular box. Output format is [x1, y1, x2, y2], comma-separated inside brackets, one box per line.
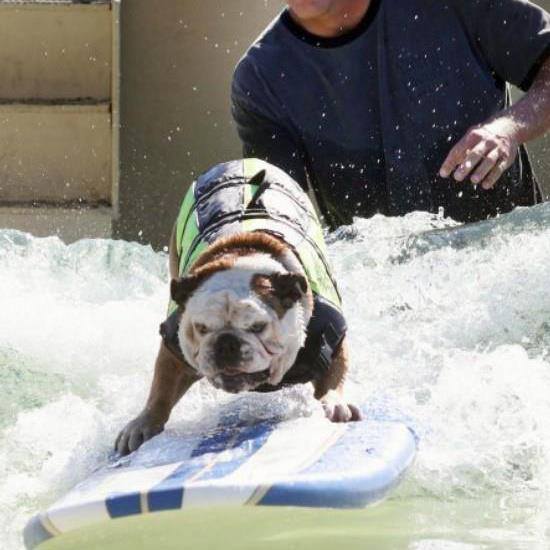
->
[348, 404, 363, 421]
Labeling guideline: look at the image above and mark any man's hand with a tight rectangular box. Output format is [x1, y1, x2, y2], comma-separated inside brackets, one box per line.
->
[440, 56, 550, 191]
[439, 119, 519, 190]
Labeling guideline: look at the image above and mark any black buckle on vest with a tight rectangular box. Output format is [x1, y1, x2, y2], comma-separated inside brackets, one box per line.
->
[315, 323, 340, 374]
[316, 335, 332, 373]
[159, 310, 187, 363]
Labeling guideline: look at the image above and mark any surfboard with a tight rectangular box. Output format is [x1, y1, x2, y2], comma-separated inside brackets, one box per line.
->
[24, 406, 417, 549]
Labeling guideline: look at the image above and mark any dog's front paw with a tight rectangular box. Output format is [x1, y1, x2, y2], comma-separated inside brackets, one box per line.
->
[321, 391, 362, 423]
[115, 411, 165, 456]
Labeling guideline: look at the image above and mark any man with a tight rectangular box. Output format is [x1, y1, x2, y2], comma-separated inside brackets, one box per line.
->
[232, 0, 550, 228]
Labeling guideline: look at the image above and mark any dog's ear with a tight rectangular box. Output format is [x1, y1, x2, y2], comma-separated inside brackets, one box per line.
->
[171, 275, 201, 307]
[270, 272, 308, 310]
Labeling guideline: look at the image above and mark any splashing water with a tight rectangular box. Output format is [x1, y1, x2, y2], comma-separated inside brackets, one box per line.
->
[1, 204, 550, 549]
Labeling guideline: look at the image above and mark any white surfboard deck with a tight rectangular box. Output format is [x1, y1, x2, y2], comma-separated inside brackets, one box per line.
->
[24, 407, 417, 549]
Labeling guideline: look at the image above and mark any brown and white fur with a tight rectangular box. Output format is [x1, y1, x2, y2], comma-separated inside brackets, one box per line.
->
[115, 229, 360, 456]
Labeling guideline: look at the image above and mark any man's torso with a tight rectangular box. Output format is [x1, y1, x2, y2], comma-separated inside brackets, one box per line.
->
[233, 0, 546, 226]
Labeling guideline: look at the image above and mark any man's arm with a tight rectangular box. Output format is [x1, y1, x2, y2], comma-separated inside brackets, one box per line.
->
[440, 56, 550, 189]
[440, 0, 550, 189]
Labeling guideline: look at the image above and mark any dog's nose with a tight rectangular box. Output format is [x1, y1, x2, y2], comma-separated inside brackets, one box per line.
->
[214, 333, 241, 367]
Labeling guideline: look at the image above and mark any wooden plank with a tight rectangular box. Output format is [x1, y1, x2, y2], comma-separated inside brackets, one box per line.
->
[0, 2, 111, 100]
[0, 205, 112, 242]
[0, 104, 112, 203]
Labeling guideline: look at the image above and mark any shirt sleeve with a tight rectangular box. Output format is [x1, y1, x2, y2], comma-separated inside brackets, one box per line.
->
[231, 59, 310, 190]
[451, 0, 550, 91]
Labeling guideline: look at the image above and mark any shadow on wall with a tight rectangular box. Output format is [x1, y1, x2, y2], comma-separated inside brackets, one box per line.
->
[115, 0, 550, 250]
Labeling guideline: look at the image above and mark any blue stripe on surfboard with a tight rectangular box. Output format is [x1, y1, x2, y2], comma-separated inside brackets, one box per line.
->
[146, 426, 239, 512]
[258, 422, 417, 509]
[147, 420, 276, 512]
[106, 491, 142, 518]
[104, 416, 244, 517]
[258, 475, 388, 508]
[196, 421, 273, 481]
[105, 426, 240, 517]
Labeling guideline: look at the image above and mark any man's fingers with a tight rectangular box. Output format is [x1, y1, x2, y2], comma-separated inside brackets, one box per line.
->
[440, 122, 519, 189]
[439, 131, 481, 178]
[452, 141, 492, 182]
[481, 160, 509, 190]
[470, 148, 501, 184]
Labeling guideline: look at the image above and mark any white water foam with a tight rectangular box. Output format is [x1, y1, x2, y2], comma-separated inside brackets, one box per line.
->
[1, 204, 550, 549]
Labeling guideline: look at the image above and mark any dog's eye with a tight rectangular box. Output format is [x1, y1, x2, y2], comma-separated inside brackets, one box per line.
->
[195, 323, 210, 335]
[248, 322, 267, 334]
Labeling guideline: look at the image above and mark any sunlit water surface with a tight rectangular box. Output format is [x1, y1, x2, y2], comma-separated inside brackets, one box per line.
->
[1, 204, 550, 549]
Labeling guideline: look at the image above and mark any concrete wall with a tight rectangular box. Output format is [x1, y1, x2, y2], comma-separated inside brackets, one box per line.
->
[0, 2, 112, 100]
[0, 1, 115, 241]
[0, 104, 111, 203]
[115, 1, 284, 247]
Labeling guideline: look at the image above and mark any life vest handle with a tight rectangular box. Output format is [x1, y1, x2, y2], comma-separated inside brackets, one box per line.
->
[245, 170, 269, 211]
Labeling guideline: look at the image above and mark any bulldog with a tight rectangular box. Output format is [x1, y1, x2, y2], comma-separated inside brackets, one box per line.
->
[115, 159, 361, 456]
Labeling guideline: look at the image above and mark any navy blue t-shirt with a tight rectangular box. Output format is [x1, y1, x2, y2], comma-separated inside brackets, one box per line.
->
[232, 0, 550, 228]
[279, 6, 386, 220]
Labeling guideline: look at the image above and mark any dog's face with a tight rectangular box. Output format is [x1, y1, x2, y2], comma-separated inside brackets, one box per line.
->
[172, 254, 309, 393]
